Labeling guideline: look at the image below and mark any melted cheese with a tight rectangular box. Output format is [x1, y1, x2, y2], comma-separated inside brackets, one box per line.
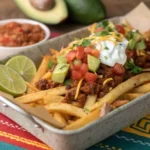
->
[74, 78, 84, 100]
[103, 78, 113, 87]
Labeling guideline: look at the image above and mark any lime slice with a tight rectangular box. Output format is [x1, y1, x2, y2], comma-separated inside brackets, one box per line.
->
[0, 65, 27, 96]
[6, 55, 36, 82]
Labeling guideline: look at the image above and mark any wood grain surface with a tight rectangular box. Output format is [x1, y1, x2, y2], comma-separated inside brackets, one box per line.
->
[0, 0, 150, 33]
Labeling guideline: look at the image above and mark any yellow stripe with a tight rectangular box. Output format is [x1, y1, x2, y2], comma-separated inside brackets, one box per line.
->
[0, 131, 52, 150]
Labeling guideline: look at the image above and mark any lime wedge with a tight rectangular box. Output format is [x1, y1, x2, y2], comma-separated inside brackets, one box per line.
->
[6, 55, 36, 82]
[0, 65, 27, 96]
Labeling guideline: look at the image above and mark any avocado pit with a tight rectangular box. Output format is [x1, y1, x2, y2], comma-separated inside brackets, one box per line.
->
[29, 0, 55, 11]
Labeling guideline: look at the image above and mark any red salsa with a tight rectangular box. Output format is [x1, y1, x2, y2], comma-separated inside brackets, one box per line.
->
[0, 22, 45, 47]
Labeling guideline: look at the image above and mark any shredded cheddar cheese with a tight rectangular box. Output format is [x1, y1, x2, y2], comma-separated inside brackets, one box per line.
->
[74, 78, 84, 100]
[88, 23, 97, 34]
[103, 78, 113, 87]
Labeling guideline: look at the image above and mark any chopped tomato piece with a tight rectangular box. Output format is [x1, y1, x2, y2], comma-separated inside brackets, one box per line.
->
[76, 46, 84, 59]
[82, 54, 88, 63]
[2, 37, 9, 43]
[73, 65, 81, 70]
[80, 63, 88, 75]
[66, 50, 77, 63]
[91, 50, 100, 58]
[84, 47, 92, 54]
[126, 50, 134, 60]
[84, 72, 98, 82]
[113, 63, 125, 75]
[71, 70, 83, 80]
[116, 25, 125, 35]
[95, 27, 104, 33]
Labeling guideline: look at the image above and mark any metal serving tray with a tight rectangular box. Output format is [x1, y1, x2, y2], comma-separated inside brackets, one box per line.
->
[0, 17, 150, 150]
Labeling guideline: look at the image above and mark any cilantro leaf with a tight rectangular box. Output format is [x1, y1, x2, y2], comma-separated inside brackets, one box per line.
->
[95, 30, 109, 36]
[48, 61, 54, 69]
[64, 79, 72, 86]
[80, 39, 91, 47]
[84, 107, 90, 112]
[104, 46, 109, 50]
[125, 58, 142, 74]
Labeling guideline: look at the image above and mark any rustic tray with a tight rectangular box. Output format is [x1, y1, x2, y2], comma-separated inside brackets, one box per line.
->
[0, 17, 150, 150]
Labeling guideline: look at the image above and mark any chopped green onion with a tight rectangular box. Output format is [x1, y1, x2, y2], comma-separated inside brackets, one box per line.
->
[64, 79, 72, 86]
[48, 61, 54, 69]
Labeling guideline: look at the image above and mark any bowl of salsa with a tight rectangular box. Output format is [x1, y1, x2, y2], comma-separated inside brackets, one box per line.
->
[0, 19, 50, 58]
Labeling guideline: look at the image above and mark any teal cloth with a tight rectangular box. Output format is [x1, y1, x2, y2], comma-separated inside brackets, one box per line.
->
[0, 142, 24, 150]
[88, 131, 150, 150]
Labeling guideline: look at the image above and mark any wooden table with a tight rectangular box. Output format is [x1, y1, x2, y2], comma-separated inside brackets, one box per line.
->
[0, 0, 150, 33]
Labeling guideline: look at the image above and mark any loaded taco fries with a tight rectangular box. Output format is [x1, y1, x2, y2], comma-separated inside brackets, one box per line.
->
[16, 20, 150, 130]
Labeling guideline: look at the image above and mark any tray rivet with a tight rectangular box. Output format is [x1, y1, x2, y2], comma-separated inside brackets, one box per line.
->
[34, 124, 40, 128]
[2, 103, 8, 107]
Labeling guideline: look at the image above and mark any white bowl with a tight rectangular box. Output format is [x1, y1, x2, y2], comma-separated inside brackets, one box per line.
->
[0, 19, 50, 59]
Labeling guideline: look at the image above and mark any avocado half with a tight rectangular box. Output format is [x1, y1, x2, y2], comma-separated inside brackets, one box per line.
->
[14, 0, 68, 24]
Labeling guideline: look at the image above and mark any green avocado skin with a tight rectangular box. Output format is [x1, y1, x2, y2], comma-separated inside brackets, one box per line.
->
[65, 0, 106, 24]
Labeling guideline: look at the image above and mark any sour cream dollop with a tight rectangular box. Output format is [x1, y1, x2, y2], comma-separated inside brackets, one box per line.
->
[95, 37, 129, 67]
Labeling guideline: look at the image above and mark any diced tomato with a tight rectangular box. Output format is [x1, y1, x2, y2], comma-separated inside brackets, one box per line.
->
[76, 46, 84, 59]
[84, 47, 92, 54]
[84, 72, 98, 82]
[113, 63, 125, 75]
[80, 63, 88, 75]
[17, 27, 23, 32]
[66, 50, 77, 63]
[95, 27, 104, 33]
[82, 54, 88, 63]
[126, 50, 134, 60]
[2, 37, 9, 43]
[116, 25, 125, 35]
[71, 70, 83, 80]
[91, 50, 100, 58]
[73, 65, 81, 70]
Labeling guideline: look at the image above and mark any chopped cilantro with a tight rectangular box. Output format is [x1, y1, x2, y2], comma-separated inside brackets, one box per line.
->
[73, 43, 79, 48]
[80, 39, 91, 47]
[125, 58, 142, 74]
[64, 79, 72, 86]
[84, 107, 89, 112]
[95, 30, 109, 36]
[104, 46, 109, 50]
[104, 56, 108, 60]
[48, 61, 54, 69]
[100, 20, 109, 28]
[122, 24, 127, 27]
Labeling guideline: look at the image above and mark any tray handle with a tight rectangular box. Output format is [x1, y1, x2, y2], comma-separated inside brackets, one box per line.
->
[0, 96, 42, 129]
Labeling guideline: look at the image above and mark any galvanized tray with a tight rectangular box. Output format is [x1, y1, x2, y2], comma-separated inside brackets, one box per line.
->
[0, 17, 150, 150]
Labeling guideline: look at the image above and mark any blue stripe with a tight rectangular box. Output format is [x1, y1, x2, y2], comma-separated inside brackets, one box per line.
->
[0, 142, 25, 150]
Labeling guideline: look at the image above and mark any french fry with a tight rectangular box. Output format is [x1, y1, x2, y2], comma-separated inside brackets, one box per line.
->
[50, 49, 59, 55]
[15, 86, 66, 103]
[44, 94, 64, 104]
[91, 73, 150, 111]
[42, 71, 52, 80]
[53, 112, 68, 127]
[130, 82, 150, 93]
[31, 55, 52, 86]
[64, 108, 100, 130]
[119, 93, 143, 100]
[45, 103, 86, 118]
[112, 100, 129, 108]
[26, 82, 39, 92]
[84, 95, 97, 110]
